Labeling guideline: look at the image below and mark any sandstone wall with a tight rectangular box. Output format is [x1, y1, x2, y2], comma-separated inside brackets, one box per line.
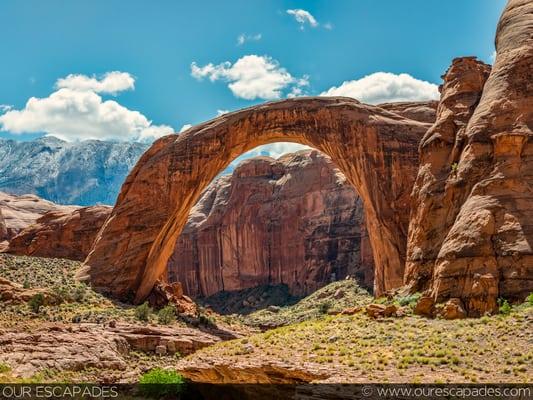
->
[167, 150, 374, 298]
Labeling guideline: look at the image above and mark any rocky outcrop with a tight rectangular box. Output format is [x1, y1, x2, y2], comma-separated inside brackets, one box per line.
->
[406, 0, 533, 315]
[167, 150, 374, 298]
[379, 101, 438, 124]
[0, 276, 61, 305]
[82, 97, 430, 303]
[0, 322, 219, 378]
[4, 206, 111, 261]
[0, 192, 78, 240]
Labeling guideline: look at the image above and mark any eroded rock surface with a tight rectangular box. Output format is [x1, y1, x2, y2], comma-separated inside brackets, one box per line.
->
[167, 150, 374, 298]
[82, 97, 429, 302]
[4, 206, 111, 261]
[406, 0, 533, 315]
[0, 322, 219, 378]
[0, 192, 78, 241]
[379, 101, 438, 124]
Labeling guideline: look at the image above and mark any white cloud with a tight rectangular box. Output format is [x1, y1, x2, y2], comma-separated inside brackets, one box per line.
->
[0, 104, 13, 113]
[321, 72, 439, 104]
[227, 142, 311, 171]
[180, 124, 192, 132]
[0, 73, 173, 142]
[324, 22, 333, 30]
[287, 9, 318, 29]
[191, 55, 308, 100]
[55, 71, 135, 95]
[217, 109, 229, 116]
[237, 33, 262, 46]
[491, 51, 497, 63]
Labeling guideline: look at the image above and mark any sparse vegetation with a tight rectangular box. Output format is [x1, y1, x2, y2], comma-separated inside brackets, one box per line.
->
[135, 302, 152, 322]
[157, 304, 176, 325]
[28, 293, 44, 313]
[498, 298, 512, 315]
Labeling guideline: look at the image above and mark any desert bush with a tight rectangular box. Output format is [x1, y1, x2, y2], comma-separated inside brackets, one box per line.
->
[396, 292, 421, 307]
[0, 363, 11, 373]
[28, 293, 44, 313]
[526, 293, 533, 307]
[135, 302, 152, 322]
[318, 301, 332, 314]
[157, 305, 176, 325]
[139, 368, 185, 398]
[498, 298, 511, 315]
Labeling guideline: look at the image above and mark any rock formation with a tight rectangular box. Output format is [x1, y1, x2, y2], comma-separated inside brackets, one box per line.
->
[81, 97, 430, 303]
[167, 150, 374, 298]
[4, 206, 112, 261]
[378, 101, 438, 124]
[0, 192, 78, 241]
[406, 0, 533, 315]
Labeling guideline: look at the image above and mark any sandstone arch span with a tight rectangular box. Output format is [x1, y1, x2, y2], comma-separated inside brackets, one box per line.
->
[80, 97, 430, 303]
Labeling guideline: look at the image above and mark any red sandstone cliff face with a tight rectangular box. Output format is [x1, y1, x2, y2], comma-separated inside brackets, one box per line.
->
[4, 206, 111, 261]
[0, 192, 78, 241]
[406, 0, 533, 316]
[167, 150, 374, 298]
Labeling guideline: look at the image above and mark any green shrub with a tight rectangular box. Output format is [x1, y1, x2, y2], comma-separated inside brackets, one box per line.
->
[139, 368, 185, 398]
[135, 302, 152, 322]
[498, 298, 511, 315]
[0, 363, 11, 373]
[23, 279, 30, 289]
[526, 293, 533, 307]
[28, 293, 44, 313]
[157, 305, 176, 325]
[198, 313, 216, 327]
[318, 301, 332, 314]
[72, 285, 86, 302]
[396, 292, 422, 307]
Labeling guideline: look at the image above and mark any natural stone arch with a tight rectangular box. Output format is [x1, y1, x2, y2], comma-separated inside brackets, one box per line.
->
[80, 97, 430, 303]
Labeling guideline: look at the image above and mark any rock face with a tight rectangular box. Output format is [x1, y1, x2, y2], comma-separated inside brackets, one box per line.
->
[82, 97, 430, 303]
[406, 0, 533, 315]
[0, 322, 219, 378]
[0, 136, 148, 206]
[167, 150, 374, 298]
[378, 101, 438, 124]
[4, 206, 112, 261]
[0, 192, 78, 241]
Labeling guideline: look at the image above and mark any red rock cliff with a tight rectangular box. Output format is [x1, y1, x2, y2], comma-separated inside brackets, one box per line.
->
[406, 0, 533, 316]
[167, 150, 374, 298]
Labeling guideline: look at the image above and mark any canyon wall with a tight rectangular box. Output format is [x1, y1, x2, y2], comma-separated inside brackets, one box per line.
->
[4, 206, 112, 261]
[167, 150, 374, 298]
[407, 0, 533, 316]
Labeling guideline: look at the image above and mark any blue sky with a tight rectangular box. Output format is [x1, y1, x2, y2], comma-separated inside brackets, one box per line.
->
[0, 0, 506, 154]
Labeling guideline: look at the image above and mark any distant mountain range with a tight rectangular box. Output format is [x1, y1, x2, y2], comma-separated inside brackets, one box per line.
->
[0, 136, 149, 206]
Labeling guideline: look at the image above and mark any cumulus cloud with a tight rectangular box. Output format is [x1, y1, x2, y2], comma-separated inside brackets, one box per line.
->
[321, 72, 439, 104]
[0, 73, 173, 142]
[237, 33, 262, 46]
[191, 55, 308, 100]
[55, 71, 135, 95]
[179, 124, 192, 132]
[287, 9, 318, 29]
[0, 104, 13, 113]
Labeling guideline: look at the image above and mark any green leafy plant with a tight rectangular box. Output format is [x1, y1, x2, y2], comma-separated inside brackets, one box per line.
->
[139, 368, 185, 398]
[28, 293, 44, 313]
[451, 162, 459, 173]
[157, 304, 176, 325]
[498, 298, 511, 315]
[526, 293, 533, 307]
[135, 302, 152, 322]
[396, 292, 422, 307]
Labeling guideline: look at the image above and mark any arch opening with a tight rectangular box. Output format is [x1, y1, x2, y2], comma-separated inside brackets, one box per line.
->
[166, 144, 375, 304]
[80, 97, 430, 303]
